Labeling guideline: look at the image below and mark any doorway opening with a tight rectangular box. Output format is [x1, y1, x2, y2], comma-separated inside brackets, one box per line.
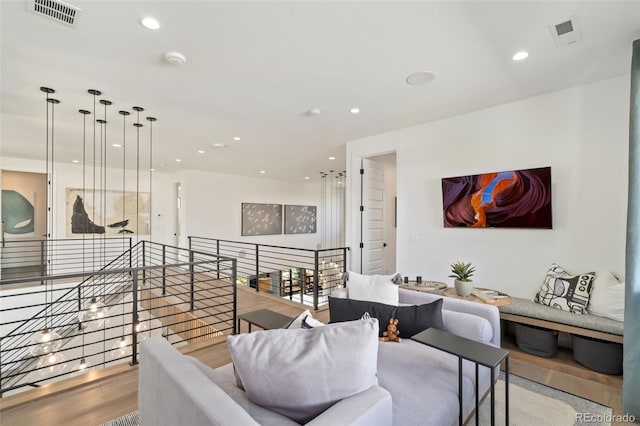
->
[359, 153, 397, 275]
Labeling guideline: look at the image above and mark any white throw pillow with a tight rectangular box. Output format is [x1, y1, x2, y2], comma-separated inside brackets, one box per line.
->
[227, 319, 379, 423]
[587, 271, 625, 322]
[347, 271, 400, 305]
[284, 309, 325, 329]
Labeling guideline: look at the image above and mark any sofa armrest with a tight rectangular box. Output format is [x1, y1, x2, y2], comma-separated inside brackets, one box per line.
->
[139, 337, 259, 426]
[399, 288, 501, 347]
[306, 385, 392, 426]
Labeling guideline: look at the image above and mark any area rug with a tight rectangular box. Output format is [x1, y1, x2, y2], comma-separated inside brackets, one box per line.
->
[469, 373, 612, 426]
[100, 374, 612, 426]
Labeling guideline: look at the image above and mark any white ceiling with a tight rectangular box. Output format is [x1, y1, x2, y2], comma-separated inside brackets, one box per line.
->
[1, 1, 639, 181]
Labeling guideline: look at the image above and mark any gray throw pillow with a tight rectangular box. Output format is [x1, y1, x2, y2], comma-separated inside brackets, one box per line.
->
[227, 318, 379, 423]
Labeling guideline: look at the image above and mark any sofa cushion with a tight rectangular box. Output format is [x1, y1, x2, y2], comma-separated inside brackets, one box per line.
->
[534, 263, 595, 314]
[328, 296, 443, 338]
[227, 318, 379, 423]
[346, 271, 400, 305]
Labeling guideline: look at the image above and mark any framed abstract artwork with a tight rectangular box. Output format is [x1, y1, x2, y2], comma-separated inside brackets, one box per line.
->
[441, 166, 552, 229]
[241, 203, 282, 236]
[65, 188, 150, 236]
[284, 205, 317, 234]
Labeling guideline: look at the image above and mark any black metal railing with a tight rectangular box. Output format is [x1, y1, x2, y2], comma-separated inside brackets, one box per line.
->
[0, 240, 236, 395]
[188, 236, 349, 309]
[0, 237, 131, 282]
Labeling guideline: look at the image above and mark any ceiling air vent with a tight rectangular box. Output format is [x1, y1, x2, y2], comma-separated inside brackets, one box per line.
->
[29, 0, 81, 27]
[549, 15, 582, 48]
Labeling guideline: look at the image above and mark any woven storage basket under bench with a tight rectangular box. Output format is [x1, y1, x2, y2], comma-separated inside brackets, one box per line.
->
[499, 297, 623, 374]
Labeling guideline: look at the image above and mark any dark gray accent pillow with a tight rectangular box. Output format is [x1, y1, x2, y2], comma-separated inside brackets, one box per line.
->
[394, 298, 444, 338]
[328, 296, 443, 338]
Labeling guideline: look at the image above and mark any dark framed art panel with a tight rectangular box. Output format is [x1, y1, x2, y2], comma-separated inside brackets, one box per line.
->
[284, 205, 317, 234]
[441, 166, 552, 229]
[241, 203, 282, 236]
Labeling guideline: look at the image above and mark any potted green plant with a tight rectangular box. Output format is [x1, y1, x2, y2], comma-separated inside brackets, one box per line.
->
[449, 261, 475, 297]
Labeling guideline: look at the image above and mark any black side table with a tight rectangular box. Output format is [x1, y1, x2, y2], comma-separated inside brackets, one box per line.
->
[237, 309, 293, 333]
[411, 328, 509, 426]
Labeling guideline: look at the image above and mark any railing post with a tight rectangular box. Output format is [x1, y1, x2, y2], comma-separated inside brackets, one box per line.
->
[142, 241, 146, 284]
[188, 236, 192, 251]
[162, 244, 166, 295]
[131, 271, 139, 366]
[128, 238, 133, 272]
[216, 239, 220, 280]
[289, 268, 293, 300]
[77, 286, 82, 329]
[343, 247, 348, 276]
[40, 240, 46, 285]
[255, 245, 260, 292]
[189, 250, 195, 311]
[232, 258, 237, 335]
[313, 251, 319, 310]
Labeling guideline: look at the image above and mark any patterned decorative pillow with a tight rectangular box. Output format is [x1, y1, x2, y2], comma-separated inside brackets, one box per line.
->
[534, 263, 595, 314]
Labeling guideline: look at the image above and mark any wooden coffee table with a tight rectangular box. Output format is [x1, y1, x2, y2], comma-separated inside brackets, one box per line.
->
[237, 309, 293, 333]
[442, 287, 512, 307]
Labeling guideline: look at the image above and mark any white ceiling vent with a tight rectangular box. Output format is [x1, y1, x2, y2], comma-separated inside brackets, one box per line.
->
[549, 15, 582, 48]
[29, 0, 81, 27]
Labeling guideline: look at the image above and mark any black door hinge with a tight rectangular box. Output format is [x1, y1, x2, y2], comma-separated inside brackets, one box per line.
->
[359, 242, 364, 248]
[360, 206, 364, 212]
[360, 168, 364, 175]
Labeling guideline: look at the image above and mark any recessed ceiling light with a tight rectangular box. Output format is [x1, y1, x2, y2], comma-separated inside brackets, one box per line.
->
[141, 17, 160, 30]
[72, 160, 79, 163]
[197, 150, 205, 154]
[150, 168, 155, 172]
[233, 136, 241, 141]
[307, 108, 322, 116]
[175, 158, 182, 162]
[112, 143, 122, 148]
[259, 170, 266, 174]
[512, 51, 529, 61]
[406, 71, 436, 86]
[304, 176, 310, 180]
[212, 143, 226, 148]
[349, 108, 360, 114]
[328, 156, 336, 160]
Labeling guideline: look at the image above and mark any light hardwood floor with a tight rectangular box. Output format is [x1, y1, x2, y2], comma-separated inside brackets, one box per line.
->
[0, 287, 632, 426]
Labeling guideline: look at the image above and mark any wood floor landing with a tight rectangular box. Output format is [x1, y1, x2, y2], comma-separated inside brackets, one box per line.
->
[0, 288, 629, 426]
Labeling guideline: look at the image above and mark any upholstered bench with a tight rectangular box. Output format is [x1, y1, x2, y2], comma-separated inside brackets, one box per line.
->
[499, 297, 624, 374]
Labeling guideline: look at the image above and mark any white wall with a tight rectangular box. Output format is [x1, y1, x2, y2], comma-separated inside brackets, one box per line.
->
[347, 76, 629, 298]
[178, 169, 321, 249]
[0, 157, 176, 246]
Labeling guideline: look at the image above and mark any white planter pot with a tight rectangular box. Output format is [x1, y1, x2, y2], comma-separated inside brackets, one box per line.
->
[454, 279, 473, 297]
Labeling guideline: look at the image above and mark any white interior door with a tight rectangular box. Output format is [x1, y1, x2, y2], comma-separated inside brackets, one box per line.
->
[361, 159, 384, 274]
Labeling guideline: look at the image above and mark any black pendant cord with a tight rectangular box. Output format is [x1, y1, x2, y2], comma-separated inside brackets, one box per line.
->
[41, 87, 52, 330]
[119, 111, 129, 256]
[79, 108, 90, 362]
[88, 89, 102, 300]
[118, 110, 129, 342]
[146, 117, 156, 242]
[99, 99, 111, 295]
[132, 107, 144, 245]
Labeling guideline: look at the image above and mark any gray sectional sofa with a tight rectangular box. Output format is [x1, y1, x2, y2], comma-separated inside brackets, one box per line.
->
[139, 287, 501, 426]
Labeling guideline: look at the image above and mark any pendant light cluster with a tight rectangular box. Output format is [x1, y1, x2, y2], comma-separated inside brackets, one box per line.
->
[318, 170, 346, 286]
[30, 87, 67, 376]
[29, 86, 156, 376]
